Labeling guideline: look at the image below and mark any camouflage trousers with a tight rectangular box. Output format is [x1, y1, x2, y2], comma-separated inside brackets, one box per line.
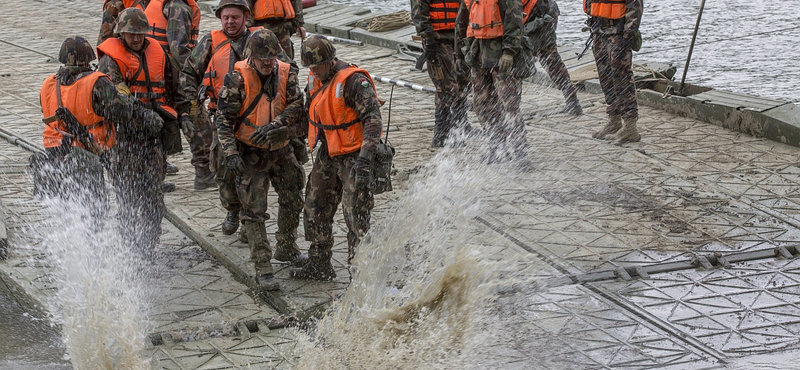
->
[108, 137, 165, 256]
[185, 103, 214, 169]
[592, 33, 638, 119]
[255, 19, 295, 60]
[535, 43, 578, 102]
[211, 113, 241, 214]
[425, 37, 471, 145]
[304, 146, 373, 263]
[471, 67, 529, 154]
[238, 144, 304, 273]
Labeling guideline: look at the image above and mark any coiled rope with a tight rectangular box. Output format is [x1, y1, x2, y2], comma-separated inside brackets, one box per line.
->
[355, 11, 412, 32]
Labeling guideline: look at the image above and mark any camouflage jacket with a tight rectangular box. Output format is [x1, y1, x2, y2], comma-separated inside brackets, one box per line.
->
[155, 0, 196, 69]
[51, 66, 136, 130]
[454, 0, 523, 69]
[180, 28, 252, 104]
[97, 38, 189, 117]
[588, 0, 643, 36]
[247, 0, 304, 29]
[305, 60, 383, 157]
[217, 59, 305, 157]
[97, 0, 150, 45]
[410, 0, 456, 41]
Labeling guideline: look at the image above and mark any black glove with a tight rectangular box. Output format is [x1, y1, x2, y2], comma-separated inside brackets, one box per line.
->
[180, 114, 196, 139]
[266, 126, 291, 147]
[137, 107, 164, 136]
[350, 155, 372, 190]
[226, 154, 245, 177]
[249, 122, 277, 147]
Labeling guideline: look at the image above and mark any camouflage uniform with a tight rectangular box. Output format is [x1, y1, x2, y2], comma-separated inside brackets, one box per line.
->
[247, 0, 304, 59]
[217, 57, 306, 275]
[455, 0, 530, 161]
[522, 0, 581, 114]
[97, 0, 149, 45]
[303, 59, 383, 265]
[589, 0, 643, 121]
[411, 0, 471, 147]
[98, 37, 187, 255]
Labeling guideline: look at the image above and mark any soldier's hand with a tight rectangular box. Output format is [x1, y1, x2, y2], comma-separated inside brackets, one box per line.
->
[498, 52, 514, 74]
[180, 114, 196, 138]
[266, 126, 291, 147]
[351, 156, 372, 190]
[297, 26, 307, 40]
[189, 100, 199, 116]
[226, 154, 245, 177]
[115, 83, 131, 96]
[249, 122, 277, 147]
[142, 109, 164, 135]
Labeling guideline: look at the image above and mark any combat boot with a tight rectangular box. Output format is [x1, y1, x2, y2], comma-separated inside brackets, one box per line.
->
[194, 165, 216, 190]
[607, 117, 641, 143]
[161, 182, 176, 193]
[166, 162, 179, 175]
[245, 221, 279, 291]
[564, 93, 583, 116]
[289, 243, 336, 280]
[274, 233, 308, 267]
[592, 115, 622, 140]
[257, 274, 280, 291]
[222, 211, 239, 235]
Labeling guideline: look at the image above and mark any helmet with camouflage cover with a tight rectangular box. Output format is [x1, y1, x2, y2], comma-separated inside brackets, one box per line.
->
[58, 36, 96, 66]
[215, 0, 250, 18]
[244, 28, 281, 60]
[301, 35, 336, 67]
[114, 8, 150, 34]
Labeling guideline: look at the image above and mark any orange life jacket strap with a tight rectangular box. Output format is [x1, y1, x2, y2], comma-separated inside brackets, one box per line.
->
[309, 117, 361, 131]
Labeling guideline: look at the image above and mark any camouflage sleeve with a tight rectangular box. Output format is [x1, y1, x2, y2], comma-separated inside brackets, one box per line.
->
[165, 1, 194, 69]
[92, 75, 134, 127]
[164, 49, 190, 115]
[98, 0, 125, 45]
[96, 55, 125, 85]
[217, 70, 247, 157]
[624, 0, 644, 34]
[274, 64, 306, 139]
[411, 0, 435, 41]
[454, 1, 469, 50]
[500, 0, 523, 55]
[343, 72, 382, 157]
[291, 0, 304, 27]
[180, 33, 213, 103]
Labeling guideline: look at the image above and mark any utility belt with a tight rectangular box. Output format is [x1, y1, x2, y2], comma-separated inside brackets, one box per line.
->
[590, 16, 624, 31]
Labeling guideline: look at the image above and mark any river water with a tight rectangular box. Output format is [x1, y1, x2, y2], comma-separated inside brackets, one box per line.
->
[322, 0, 800, 104]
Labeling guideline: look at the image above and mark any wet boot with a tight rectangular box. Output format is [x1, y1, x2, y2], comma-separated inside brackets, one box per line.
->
[607, 117, 641, 143]
[245, 221, 279, 291]
[194, 165, 216, 190]
[222, 211, 239, 235]
[238, 226, 248, 243]
[592, 115, 622, 140]
[161, 182, 176, 193]
[289, 243, 336, 281]
[273, 232, 308, 267]
[564, 93, 583, 116]
[165, 162, 179, 175]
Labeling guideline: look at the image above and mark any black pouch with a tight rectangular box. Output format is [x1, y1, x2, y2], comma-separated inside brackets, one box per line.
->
[160, 116, 183, 155]
[371, 140, 395, 195]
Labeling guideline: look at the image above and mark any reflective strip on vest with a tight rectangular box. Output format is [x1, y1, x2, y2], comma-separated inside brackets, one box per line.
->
[233, 59, 291, 150]
[583, 0, 626, 19]
[253, 0, 295, 21]
[306, 66, 378, 157]
[429, 0, 460, 32]
[97, 37, 178, 118]
[144, 0, 202, 50]
[40, 72, 116, 150]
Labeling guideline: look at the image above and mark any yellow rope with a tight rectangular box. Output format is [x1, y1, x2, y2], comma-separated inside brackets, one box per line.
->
[355, 11, 412, 32]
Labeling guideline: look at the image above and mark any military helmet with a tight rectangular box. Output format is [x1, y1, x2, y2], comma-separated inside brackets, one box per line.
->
[215, 0, 250, 18]
[244, 29, 281, 60]
[58, 36, 96, 66]
[301, 34, 336, 67]
[115, 8, 150, 34]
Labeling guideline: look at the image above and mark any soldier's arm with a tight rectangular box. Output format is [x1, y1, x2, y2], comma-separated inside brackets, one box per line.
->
[273, 65, 306, 138]
[624, 0, 644, 34]
[454, 1, 469, 51]
[217, 70, 247, 157]
[96, 55, 125, 85]
[92, 75, 135, 126]
[180, 33, 214, 103]
[500, 0, 523, 55]
[411, 0, 435, 41]
[165, 50, 190, 116]
[165, 3, 194, 69]
[344, 73, 382, 157]
[291, 0, 304, 29]
[98, 0, 125, 45]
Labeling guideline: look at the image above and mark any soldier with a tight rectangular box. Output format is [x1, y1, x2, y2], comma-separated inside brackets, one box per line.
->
[97, 8, 189, 256]
[36, 36, 163, 229]
[217, 29, 307, 290]
[586, 0, 643, 142]
[247, 0, 306, 60]
[98, 0, 149, 45]
[290, 35, 383, 280]
[455, 0, 533, 168]
[411, 0, 472, 147]
[522, 0, 582, 115]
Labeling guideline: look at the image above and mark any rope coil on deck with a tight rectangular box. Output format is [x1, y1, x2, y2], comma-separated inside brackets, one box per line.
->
[354, 11, 411, 32]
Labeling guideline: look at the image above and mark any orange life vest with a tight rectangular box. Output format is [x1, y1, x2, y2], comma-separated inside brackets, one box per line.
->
[583, 0, 626, 19]
[429, 0, 460, 32]
[97, 37, 178, 118]
[103, 0, 145, 12]
[465, 0, 537, 39]
[202, 27, 260, 110]
[233, 59, 292, 150]
[307, 66, 378, 157]
[253, 0, 295, 21]
[41, 72, 116, 150]
[144, 0, 201, 50]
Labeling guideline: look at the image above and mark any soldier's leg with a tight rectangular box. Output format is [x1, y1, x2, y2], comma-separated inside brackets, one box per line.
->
[212, 115, 242, 234]
[592, 35, 619, 117]
[471, 67, 503, 140]
[426, 39, 456, 147]
[141, 141, 166, 256]
[538, 44, 582, 115]
[338, 153, 373, 263]
[238, 148, 275, 282]
[495, 71, 529, 162]
[109, 145, 138, 246]
[189, 105, 216, 189]
[451, 44, 473, 134]
[609, 34, 638, 120]
[269, 147, 305, 264]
